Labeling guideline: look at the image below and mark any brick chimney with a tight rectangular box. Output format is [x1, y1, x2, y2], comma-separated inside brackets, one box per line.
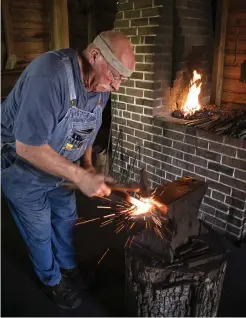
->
[111, 0, 246, 242]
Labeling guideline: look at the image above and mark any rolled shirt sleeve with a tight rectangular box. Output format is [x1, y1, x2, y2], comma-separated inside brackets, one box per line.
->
[14, 76, 63, 146]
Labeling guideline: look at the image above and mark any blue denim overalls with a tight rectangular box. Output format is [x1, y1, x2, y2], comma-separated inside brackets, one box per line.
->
[1, 50, 103, 286]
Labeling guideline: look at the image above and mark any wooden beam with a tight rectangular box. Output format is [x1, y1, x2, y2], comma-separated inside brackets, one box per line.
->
[2, 0, 17, 70]
[211, 0, 229, 106]
[50, 0, 69, 50]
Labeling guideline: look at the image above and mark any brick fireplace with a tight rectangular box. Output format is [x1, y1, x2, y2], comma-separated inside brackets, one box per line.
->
[111, 0, 246, 242]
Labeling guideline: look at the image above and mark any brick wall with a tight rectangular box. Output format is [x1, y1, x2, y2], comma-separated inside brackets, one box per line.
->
[111, 0, 246, 241]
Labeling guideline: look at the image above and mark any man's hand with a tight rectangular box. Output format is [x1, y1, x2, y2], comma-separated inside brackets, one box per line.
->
[83, 161, 96, 174]
[75, 170, 114, 197]
[15, 141, 114, 197]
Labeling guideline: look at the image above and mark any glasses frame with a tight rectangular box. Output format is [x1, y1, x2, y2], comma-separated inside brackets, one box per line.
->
[101, 53, 129, 83]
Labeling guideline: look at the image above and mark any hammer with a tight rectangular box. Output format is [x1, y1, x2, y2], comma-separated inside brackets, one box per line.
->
[108, 169, 151, 197]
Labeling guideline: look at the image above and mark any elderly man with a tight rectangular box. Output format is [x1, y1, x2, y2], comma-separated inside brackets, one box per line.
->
[1, 30, 135, 309]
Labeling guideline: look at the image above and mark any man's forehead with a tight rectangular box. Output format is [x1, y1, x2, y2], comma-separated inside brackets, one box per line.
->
[93, 34, 133, 78]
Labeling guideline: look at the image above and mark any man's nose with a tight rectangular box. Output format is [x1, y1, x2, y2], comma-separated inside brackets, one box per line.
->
[111, 80, 121, 91]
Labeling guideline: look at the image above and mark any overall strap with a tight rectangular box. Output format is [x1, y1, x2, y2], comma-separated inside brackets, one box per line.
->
[51, 50, 77, 107]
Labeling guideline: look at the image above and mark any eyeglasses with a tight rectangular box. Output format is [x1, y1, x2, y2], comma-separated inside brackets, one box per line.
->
[106, 60, 129, 83]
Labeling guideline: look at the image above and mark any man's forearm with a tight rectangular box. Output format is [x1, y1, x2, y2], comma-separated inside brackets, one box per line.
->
[16, 140, 84, 184]
[83, 146, 92, 166]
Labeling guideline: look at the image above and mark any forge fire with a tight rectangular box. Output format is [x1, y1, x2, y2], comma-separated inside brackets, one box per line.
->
[171, 71, 246, 139]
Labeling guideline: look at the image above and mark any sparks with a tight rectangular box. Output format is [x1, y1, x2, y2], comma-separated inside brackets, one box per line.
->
[124, 236, 131, 248]
[97, 206, 112, 209]
[75, 217, 100, 225]
[127, 196, 153, 216]
[103, 213, 116, 218]
[97, 248, 110, 264]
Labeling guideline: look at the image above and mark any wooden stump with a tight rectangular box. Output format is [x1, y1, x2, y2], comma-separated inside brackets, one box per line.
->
[125, 236, 227, 317]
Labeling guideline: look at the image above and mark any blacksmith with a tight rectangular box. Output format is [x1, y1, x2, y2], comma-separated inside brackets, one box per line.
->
[1, 30, 135, 309]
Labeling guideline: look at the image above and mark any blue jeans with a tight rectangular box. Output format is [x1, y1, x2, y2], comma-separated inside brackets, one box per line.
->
[2, 176, 77, 286]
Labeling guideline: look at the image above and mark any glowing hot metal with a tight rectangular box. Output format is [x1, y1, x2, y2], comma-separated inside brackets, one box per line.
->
[127, 196, 153, 216]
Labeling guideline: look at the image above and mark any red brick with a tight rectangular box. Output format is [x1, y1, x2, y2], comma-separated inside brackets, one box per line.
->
[130, 36, 144, 44]
[208, 162, 233, 176]
[121, 79, 135, 87]
[144, 73, 154, 81]
[209, 143, 236, 157]
[184, 153, 207, 167]
[196, 148, 221, 162]
[131, 72, 144, 80]
[132, 113, 141, 121]
[120, 27, 137, 36]
[135, 81, 154, 89]
[126, 88, 143, 97]
[118, 2, 133, 11]
[138, 26, 159, 35]
[115, 102, 126, 110]
[114, 19, 130, 28]
[118, 86, 125, 94]
[204, 197, 228, 213]
[135, 55, 144, 62]
[136, 45, 155, 53]
[144, 90, 154, 99]
[115, 11, 124, 20]
[195, 166, 219, 181]
[119, 95, 134, 103]
[124, 9, 141, 19]
[173, 140, 195, 154]
[237, 149, 246, 160]
[135, 63, 153, 72]
[222, 156, 246, 171]
[135, 98, 153, 107]
[131, 18, 148, 26]
[212, 190, 225, 202]
[149, 17, 164, 26]
[234, 169, 246, 182]
[208, 181, 231, 195]
[134, 0, 153, 9]
[226, 196, 245, 211]
[144, 107, 153, 116]
[127, 120, 143, 130]
[220, 175, 246, 192]
[127, 104, 144, 114]
[142, 7, 162, 17]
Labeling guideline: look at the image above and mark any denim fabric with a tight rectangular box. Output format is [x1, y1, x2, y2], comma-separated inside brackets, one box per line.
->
[1, 50, 103, 286]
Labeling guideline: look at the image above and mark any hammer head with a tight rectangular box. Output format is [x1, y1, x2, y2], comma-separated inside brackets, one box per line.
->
[139, 168, 151, 198]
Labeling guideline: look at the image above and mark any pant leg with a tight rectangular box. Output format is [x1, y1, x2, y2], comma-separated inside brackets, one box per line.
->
[2, 186, 62, 286]
[48, 186, 77, 270]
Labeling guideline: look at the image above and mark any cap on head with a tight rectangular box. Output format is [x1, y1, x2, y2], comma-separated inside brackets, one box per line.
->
[93, 30, 135, 78]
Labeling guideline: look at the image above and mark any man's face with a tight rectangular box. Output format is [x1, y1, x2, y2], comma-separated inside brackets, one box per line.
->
[87, 50, 126, 92]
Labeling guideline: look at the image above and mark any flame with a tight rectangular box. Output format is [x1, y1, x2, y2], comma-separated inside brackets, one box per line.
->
[183, 70, 202, 116]
[127, 196, 153, 216]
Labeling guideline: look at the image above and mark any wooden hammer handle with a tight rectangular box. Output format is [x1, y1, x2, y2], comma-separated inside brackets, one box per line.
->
[108, 183, 140, 193]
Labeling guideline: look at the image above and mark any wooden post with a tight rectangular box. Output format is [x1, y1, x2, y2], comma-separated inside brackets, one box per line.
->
[2, 0, 17, 70]
[50, 0, 69, 50]
[87, 0, 96, 44]
[211, 0, 229, 106]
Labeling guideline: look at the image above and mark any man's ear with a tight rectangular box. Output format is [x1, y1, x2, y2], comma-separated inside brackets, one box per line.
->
[89, 48, 101, 65]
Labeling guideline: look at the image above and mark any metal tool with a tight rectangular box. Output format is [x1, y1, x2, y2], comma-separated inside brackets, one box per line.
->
[139, 168, 151, 198]
[107, 182, 140, 193]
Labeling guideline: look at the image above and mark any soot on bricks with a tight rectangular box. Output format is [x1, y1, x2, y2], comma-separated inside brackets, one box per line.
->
[124, 177, 228, 317]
